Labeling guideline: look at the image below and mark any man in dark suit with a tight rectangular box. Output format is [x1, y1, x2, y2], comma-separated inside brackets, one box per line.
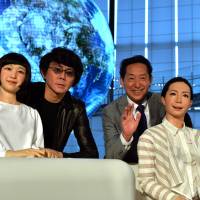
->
[103, 55, 163, 163]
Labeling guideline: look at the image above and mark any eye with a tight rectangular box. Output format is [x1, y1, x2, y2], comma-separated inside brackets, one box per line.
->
[169, 92, 176, 96]
[65, 70, 74, 77]
[128, 77, 134, 81]
[140, 76, 146, 80]
[183, 94, 189, 98]
[18, 70, 26, 75]
[3, 66, 12, 71]
[51, 67, 62, 74]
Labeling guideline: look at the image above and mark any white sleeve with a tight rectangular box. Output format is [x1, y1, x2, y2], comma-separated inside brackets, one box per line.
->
[0, 142, 6, 157]
[31, 110, 44, 149]
[120, 134, 133, 150]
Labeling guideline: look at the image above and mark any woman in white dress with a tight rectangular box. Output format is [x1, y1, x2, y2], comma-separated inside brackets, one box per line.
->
[0, 52, 45, 157]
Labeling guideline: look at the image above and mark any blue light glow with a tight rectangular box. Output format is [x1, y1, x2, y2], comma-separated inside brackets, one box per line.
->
[0, 0, 115, 115]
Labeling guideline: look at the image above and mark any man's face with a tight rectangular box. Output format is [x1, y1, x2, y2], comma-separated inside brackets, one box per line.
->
[43, 61, 75, 99]
[120, 63, 151, 104]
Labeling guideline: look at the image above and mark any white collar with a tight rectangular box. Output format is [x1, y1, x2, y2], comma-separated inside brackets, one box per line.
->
[127, 96, 147, 109]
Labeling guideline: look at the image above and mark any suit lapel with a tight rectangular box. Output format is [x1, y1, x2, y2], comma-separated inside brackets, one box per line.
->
[118, 95, 128, 115]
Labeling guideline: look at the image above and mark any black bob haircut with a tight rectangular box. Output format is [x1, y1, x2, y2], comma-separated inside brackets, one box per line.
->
[0, 52, 31, 90]
[39, 47, 83, 86]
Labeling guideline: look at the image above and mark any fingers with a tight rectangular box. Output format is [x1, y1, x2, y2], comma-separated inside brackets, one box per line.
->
[30, 149, 46, 158]
[44, 149, 63, 158]
[135, 111, 142, 122]
[125, 104, 134, 116]
[122, 104, 134, 120]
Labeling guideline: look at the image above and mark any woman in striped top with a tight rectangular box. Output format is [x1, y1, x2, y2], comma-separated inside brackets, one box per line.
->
[138, 77, 200, 200]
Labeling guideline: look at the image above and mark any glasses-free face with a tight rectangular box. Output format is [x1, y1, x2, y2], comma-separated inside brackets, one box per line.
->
[0, 64, 26, 94]
[120, 63, 151, 104]
[161, 81, 192, 124]
[43, 62, 75, 101]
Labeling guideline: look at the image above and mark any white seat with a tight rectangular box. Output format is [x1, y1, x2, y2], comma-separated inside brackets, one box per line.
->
[0, 158, 136, 200]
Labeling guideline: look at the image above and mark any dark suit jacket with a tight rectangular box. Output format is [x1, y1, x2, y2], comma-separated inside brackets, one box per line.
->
[102, 92, 165, 162]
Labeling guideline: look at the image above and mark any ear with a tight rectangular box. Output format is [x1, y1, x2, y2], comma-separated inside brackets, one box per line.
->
[161, 96, 166, 106]
[120, 78, 124, 88]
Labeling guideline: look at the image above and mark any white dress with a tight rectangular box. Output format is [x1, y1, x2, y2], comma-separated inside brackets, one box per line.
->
[0, 101, 44, 157]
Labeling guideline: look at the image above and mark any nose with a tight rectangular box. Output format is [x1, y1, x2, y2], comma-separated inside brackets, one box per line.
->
[59, 71, 66, 79]
[176, 94, 182, 103]
[10, 69, 17, 78]
[134, 79, 140, 88]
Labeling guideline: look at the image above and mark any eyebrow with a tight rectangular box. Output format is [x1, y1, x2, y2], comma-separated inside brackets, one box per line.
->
[55, 65, 74, 71]
[6, 64, 26, 70]
[127, 73, 147, 76]
[18, 66, 26, 70]
[169, 89, 190, 94]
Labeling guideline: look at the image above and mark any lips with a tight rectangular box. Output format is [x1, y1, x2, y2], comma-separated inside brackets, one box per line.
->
[56, 83, 66, 88]
[7, 80, 17, 85]
[132, 89, 144, 95]
[172, 106, 182, 110]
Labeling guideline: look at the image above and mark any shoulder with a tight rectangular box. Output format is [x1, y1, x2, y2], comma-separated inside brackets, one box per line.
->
[140, 123, 166, 141]
[147, 92, 161, 102]
[103, 95, 127, 113]
[186, 126, 200, 135]
[71, 96, 85, 108]
[19, 103, 40, 118]
[63, 92, 86, 111]
[17, 82, 45, 104]
[28, 82, 45, 93]
[147, 92, 165, 118]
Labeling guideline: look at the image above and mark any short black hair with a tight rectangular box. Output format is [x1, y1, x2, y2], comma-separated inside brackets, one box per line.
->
[39, 47, 83, 86]
[161, 77, 193, 100]
[120, 55, 153, 80]
[0, 52, 31, 91]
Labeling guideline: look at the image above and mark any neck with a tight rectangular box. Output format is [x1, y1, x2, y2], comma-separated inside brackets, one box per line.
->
[0, 88, 18, 104]
[44, 84, 65, 103]
[165, 114, 184, 128]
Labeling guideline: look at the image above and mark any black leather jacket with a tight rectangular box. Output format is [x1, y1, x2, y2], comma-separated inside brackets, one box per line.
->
[18, 82, 99, 158]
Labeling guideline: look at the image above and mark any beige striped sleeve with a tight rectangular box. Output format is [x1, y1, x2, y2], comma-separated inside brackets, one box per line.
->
[137, 128, 178, 200]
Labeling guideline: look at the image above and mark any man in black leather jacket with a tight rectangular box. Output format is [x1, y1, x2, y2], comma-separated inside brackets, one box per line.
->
[18, 47, 99, 158]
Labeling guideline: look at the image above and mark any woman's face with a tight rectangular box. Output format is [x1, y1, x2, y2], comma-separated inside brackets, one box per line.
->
[161, 81, 192, 121]
[0, 64, 26, 94]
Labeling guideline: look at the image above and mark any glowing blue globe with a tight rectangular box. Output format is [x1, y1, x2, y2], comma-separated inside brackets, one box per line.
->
[0, 0, 115, 115]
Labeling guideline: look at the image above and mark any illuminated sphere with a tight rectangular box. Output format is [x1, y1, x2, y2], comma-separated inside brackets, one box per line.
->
[0, 0, 115, 115]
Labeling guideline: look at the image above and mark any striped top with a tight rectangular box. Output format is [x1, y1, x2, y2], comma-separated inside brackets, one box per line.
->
[138, 118, 200, 200]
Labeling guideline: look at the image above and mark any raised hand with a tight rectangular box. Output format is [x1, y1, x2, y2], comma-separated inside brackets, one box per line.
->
[121, 104, 141, 142]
